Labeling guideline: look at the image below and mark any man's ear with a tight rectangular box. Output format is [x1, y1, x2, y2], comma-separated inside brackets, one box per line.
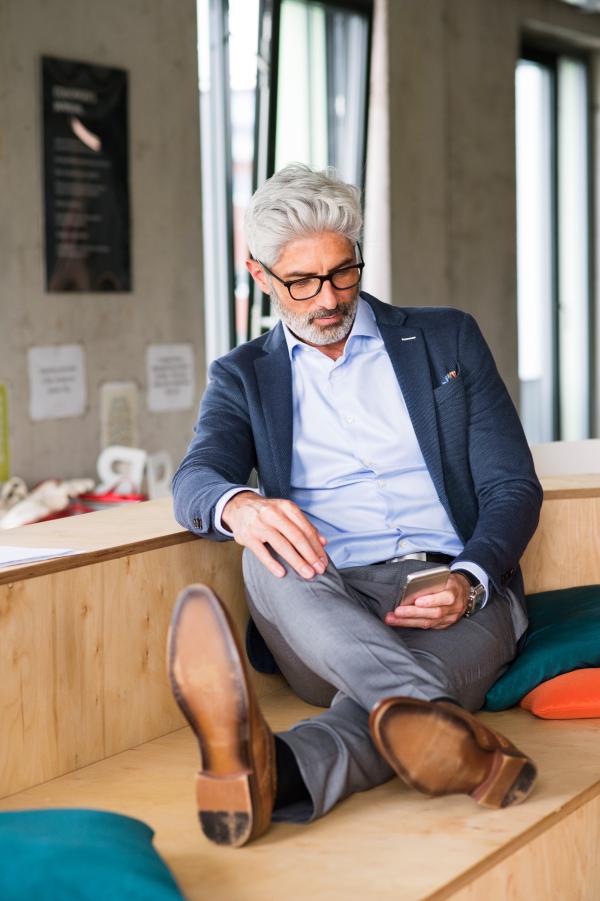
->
[246, 259, 271, 295]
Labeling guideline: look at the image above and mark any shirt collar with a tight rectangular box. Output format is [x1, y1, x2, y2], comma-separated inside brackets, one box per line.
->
[281, 296, 381, 360]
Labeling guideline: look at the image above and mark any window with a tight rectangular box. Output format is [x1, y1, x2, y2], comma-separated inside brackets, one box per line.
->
[251, 0, 372, 337]
[198, 0, 373, 363]
[198, 0, 261, 364]
[515, 49, 592, 443]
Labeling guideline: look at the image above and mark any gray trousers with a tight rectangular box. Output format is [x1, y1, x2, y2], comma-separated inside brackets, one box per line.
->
[243, 549, 524, 823]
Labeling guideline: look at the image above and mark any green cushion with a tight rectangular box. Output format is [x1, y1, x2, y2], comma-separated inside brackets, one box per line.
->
[484, 584, 600, 711]
[0, 809, 185, 901]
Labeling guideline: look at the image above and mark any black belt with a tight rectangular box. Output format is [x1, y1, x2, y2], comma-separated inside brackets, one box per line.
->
[373, 552, 455, 566]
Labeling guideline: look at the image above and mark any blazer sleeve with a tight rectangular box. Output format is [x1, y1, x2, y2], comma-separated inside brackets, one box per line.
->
[171, 358, 257, 540]
[450, 313, 543, 595]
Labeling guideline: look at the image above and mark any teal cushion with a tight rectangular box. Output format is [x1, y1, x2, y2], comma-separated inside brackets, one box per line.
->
[0, 809, 185, 901]
[484, 584, 600, 711]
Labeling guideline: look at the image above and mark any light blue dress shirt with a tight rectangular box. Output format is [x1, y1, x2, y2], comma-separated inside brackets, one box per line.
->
[216, 298, 489, 600]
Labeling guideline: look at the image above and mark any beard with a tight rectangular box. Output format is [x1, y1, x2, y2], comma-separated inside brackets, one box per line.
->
[270, 289, 359, 346]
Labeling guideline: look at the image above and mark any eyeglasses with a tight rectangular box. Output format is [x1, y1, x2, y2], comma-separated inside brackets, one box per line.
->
[258, 243, 365, 301]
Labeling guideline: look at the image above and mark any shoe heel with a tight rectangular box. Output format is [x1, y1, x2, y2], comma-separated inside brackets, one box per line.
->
[195, 771, 254, 847]
[471, 751, 537, 809]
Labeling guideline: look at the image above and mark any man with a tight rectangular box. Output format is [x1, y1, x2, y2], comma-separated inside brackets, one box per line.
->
[169, 164, 543, 848]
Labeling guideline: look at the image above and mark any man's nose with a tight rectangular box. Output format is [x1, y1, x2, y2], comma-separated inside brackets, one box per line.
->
[318, 280, 339, 309]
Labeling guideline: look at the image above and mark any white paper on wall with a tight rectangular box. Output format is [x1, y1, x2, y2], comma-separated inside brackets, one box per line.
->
[28, 344, 87, 421]
[100, 382, 139, 448]
[146, 344, 195, 413]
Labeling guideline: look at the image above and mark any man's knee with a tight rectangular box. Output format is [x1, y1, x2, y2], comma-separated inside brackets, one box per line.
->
[242, 545, 302, 589]
[242, 546, 295, 617]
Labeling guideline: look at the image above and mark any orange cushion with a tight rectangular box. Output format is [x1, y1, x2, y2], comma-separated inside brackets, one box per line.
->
[519, 669, 600, 719]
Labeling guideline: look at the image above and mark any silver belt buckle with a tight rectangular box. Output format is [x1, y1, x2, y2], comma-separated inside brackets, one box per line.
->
[387, 552, 427, 564]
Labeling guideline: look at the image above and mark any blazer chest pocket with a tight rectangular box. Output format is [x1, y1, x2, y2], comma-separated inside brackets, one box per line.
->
[434, 374, 465, 405]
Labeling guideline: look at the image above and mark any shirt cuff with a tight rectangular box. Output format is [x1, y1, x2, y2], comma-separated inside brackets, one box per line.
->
[214, 486, 260, 535]
[450, 561, 490, 607]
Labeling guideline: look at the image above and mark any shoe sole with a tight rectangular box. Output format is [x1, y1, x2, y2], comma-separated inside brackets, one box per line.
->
[370, 698, 537, 809]
[167, 584, 258, 847]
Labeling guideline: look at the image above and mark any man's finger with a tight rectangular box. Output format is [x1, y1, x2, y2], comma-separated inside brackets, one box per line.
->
[247, 540, 286, 578]
[258, 509, 327, 570]
[269, 504, 327, 562]
[413, 590, 456, 609]
[386, 612, 458, 629]
[260, 526, 322, 579]
[390, 604, 451, 620]
[278, 500, 328, 548]
[386, 615, 434, 629]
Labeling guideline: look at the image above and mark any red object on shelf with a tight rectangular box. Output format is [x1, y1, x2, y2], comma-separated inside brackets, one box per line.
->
[78, 490, 147, 512]
[37, 501, 96, 523]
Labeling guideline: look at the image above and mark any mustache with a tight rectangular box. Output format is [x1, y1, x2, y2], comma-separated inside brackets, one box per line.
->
[309, 304, 353, 322]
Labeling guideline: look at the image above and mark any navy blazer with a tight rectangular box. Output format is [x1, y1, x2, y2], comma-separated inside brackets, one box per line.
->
[173, 294, 543, 668]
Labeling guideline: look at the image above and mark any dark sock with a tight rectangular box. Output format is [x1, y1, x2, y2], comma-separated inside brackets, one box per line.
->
[432, 695, 463, 707]
[273, 735, 311, 810]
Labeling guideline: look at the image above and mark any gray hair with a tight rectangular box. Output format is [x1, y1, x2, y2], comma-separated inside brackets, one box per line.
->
[244, 163, 363, 267]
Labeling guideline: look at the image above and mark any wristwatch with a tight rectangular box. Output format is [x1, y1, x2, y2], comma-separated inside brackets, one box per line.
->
[453, 569, 486, 617]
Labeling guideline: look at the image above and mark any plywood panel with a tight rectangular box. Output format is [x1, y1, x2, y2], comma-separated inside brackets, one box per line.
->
[521, 497, 600, 595]
[53, 566, 105, 776]
[0, 567, 106, 797]
[0, 538, 284, 799]
[442, 793, 600, 901]
[0, 498, 195, 585]
[102, 549, 187, 758]
[0, 578, 60, 795]
[540, 473, 600, 500]
[1, 695, 599, 901]
[102, 538, 284, 758]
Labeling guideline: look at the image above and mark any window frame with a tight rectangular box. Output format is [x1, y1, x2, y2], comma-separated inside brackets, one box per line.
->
[519, 40, 595, 440]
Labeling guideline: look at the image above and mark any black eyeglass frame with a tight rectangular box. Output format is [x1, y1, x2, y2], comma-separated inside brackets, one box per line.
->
[258, 243, 365, 301]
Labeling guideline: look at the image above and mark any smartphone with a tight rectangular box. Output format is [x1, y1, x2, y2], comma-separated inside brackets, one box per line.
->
[399, 565, 451, 606]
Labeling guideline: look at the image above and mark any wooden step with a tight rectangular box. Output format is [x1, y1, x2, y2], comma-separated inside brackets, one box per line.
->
[1, 686, 599, 901]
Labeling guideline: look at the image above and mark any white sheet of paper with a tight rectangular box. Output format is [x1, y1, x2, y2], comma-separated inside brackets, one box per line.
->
[0, 547, 80, 568]
[28, 345, 87, 420]
[146, 344, 195, 412]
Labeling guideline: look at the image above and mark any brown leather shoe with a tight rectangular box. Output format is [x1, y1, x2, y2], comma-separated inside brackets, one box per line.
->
[167, 584, 276, 847]
[370, 697, 537, 808]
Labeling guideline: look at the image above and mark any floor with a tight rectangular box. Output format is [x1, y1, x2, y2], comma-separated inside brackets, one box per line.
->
[1, 687, 599, 901]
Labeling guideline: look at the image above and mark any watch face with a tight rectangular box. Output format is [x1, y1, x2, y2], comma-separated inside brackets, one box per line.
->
[465, 583, 485, 617]
[473, 584, 485, 608]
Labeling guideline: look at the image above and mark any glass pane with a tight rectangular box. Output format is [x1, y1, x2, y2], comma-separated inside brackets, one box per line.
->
[229, 0, 260, 346]
[198, 0, 234, 367]
[515, 60, 555, 444]
[276, 1, 328, 172]
[557, 57, 589, 440]
[326, 8, 369, 187]
[275, 0, 370, 186]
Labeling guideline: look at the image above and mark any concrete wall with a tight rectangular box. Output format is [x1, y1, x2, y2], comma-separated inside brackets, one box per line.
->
[0, 0, 204, 486]
[386, 0, 600, 407]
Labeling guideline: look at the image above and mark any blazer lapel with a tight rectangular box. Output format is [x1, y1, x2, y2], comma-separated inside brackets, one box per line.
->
[369, 298, 449, 511]
[254, 323, 293, 499]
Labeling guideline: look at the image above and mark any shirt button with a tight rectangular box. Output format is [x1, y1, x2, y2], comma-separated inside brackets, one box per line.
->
[379, 479, 386, 487]
[363, 459, 370, 466]
[332, 370, 339, 378]
[390, 522, 397, 528]
[347, 416, 354, 423]
[399, 540, 406, 548]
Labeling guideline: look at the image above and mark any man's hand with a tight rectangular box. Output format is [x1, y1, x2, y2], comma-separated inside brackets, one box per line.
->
[222, 491, 328, 580]
[384, 572, 471, 630]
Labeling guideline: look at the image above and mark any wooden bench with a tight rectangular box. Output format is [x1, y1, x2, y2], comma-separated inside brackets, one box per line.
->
[0, 479, 599, 900]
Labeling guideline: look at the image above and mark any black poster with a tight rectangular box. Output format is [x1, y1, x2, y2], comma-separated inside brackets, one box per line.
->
[42, 56, 131, 292]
